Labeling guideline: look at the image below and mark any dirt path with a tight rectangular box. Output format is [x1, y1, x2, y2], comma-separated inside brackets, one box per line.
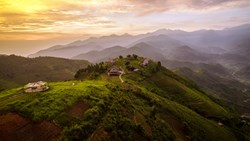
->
[119, 67, 124, 83]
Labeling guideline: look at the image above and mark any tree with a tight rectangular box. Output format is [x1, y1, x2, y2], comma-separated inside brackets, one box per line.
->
[157, 61, 161, 67]
[156, 61, 161, 71]
[132, 54, 138, 59]
[125, 61, 130, 66]
[119, 55, 123, 59]
[126, 65, 135, 71]
[127, 54, 131, 58]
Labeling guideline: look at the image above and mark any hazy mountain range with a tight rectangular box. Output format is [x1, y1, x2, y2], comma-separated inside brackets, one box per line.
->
[29, 24, 250, 60]
[28, 24, 250, 115]
[29, 23, 250, 83]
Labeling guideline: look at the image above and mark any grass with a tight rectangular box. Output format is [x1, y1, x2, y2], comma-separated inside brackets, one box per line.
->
[0, 87, 23, 99]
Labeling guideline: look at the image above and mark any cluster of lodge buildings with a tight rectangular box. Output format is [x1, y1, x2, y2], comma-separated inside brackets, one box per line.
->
[107, 58, 150, 76]
[24, 81, 49, 93]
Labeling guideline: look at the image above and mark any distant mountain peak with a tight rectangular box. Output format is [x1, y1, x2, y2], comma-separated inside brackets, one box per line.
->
[178, 45, 193, 50]
[132, 42, 151, 47]
[157, 34, 169, 37]
[122, 33, 131, 36]
[153, 28, 186, 35]
[155, 28, 170, 32]
[109, 34, 119, 37]
[224, 23, 250, 31]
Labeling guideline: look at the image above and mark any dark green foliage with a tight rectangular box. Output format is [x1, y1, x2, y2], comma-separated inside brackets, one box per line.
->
[157, 61, 161, 67]
[125, 61, 130, 66]
[132, 54, 138, 59]
[126, 65, 135, 71]
[0, 55, 90, 90]
[75, 63, 107, 79]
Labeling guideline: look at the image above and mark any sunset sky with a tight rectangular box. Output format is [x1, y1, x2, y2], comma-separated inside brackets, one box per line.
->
[0, 0, 250, 56]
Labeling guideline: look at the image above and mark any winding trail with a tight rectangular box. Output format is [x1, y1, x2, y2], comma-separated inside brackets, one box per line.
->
[119, 67, 124, 83]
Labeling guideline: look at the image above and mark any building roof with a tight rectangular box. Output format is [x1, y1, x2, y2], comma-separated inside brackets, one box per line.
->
[25, 81, 47, 88]
[109, 67, 121, 73]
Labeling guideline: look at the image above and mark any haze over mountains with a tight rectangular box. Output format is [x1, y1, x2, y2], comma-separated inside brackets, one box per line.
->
[29, 24, 250, 84]
[29, 24, 250, 115]
[30, 24, 250, 62]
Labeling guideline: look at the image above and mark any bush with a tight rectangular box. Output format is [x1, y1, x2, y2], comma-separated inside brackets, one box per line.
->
[125, 61, 130, 66]
[126, 65, 135, 71]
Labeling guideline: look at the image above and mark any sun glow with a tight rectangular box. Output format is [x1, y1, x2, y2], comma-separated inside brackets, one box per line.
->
[0, 0, 249, 46]
[1, 0, 47, 13]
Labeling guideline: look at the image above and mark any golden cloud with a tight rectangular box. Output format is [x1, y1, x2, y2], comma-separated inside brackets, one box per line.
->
[0, 0, 249, 40]
[125, 0, 250, 15]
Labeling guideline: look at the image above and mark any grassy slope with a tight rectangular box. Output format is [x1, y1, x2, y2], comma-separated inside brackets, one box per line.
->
[0, 55, 90, 90]
[173, 67, 250, 114]
[0, 56, 249, 141]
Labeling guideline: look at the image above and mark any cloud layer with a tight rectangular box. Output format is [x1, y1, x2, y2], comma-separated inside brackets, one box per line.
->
[0, 0, 249, 40]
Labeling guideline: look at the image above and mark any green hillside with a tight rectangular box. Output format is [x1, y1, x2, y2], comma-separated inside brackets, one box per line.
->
[173, 66, 250, 114]
[0, 55, 90, 91]
[0, 55, 249, 141]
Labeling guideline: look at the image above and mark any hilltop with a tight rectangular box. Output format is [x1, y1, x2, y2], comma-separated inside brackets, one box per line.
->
[0, 55, 90, 91]
[0, 55, 249, 141]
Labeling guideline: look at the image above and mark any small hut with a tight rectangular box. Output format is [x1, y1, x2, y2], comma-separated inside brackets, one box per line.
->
[108, 67, 122, 76]
[24, 81, 49, 93]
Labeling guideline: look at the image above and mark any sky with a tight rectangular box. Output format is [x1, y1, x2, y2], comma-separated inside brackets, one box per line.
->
[0, 0, 250, 56]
